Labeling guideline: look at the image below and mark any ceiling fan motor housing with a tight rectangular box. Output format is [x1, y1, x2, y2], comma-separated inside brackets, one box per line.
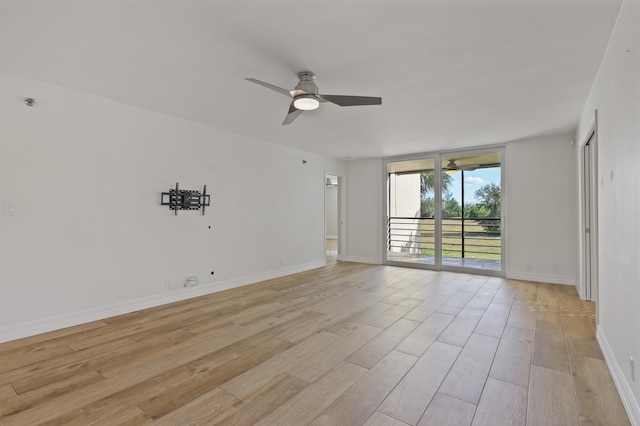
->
[295, 72, 319, 94]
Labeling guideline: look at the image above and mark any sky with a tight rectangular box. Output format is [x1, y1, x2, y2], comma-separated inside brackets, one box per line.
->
[448, 167, 501, 204]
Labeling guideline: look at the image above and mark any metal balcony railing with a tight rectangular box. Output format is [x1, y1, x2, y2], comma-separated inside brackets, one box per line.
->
[387, 216, 501, 260]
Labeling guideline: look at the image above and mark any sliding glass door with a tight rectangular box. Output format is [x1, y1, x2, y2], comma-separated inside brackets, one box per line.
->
[384, 149, 504, 275]
[386, 157, 437, 266]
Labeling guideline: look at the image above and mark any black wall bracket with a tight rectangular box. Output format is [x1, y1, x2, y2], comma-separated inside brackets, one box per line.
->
[161, 183, 210, 215]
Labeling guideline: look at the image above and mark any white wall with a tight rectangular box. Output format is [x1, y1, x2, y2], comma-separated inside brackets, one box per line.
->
[388, 173, 422, 254]
[346, 159, 382, 264]
[0, 73, 346, 342]
[577, 0, 640, 421]
[505, 134, 579, 285]
[347, 140, 579, 283]
[325, 185, 338, 238]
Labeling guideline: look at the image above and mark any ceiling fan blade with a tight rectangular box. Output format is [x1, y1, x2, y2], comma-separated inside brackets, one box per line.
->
[282, 102, 303, 125]
[319, 94, 382, 107]
[245, 78, 293, 97]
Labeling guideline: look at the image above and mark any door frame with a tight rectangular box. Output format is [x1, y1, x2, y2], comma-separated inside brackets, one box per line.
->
[382, 145, 505, 276]
[578, 111, 599, 307]
[324, 172, 345, 264]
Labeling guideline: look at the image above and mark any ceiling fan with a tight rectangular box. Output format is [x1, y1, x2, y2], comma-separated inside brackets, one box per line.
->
[245, 71, 382, 125]
[446, 159, 501, 173]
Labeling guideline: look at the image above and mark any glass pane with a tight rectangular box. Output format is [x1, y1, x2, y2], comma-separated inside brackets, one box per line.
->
[441, 153, 502, 271]
[387, 158, 435, 265]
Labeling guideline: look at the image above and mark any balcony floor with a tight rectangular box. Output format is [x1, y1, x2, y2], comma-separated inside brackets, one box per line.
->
[387, 252, 501, 271]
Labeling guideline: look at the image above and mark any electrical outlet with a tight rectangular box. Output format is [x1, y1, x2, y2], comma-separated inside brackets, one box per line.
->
[526, 262, 532, 271]
[164, 278, 171, 289]
[631, 356, 635, 381]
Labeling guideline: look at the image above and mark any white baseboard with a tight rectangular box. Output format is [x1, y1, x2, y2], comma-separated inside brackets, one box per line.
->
[0, 260, 324, 344]
[325, 235, 338, 240]
[597, 326, 640, 426]
[506, 271, 576, 286]
[344, 256, 381, 265]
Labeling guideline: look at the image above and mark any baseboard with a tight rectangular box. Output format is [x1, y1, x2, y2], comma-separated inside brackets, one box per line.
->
[325, 235, 338, 240]
[597, 326, 640, 425]
[0, 260, 325, 344]
[344, 256, 381, 265]
[506, 271, 576, 286]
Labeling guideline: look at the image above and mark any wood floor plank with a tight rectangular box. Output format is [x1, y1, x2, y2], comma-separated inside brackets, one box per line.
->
[11, 362, 95, 395]
[0, 370, 104, 419]
[309, 350, 417, 426]
[570, 354, 631, 426]
[489, 325, 533, 387]
[527, 364, 580, 426]
[474, 302, 510, 338]
[437, 307, 484, 347]
[367, 304, 416, 329]
[0, 263, 629, 425]
[326, 302, 394, 336]
[220, 331, 340, 399]
[86, 328, 194, 378]
[436, 291, 474, 316]
[438, 333, 500, 404]
[0, 384, 16, 402]
[404, 295, 450, 322]
[137, 338, 294, 419]
[532, 318, 570, 373]
[562, 314, 604, 359]
[464, 288, 497, 311]
[378, 341, 461, 425]
[164, 316, 287, 365]
[506, 300, 537, 330]
[417, 393, 476, 426]
[210, 373, 307, 425]
[41, 402, 153, 426]
[492, 282, 517, 305]
[471, 378, 527, 426]
[346, 318, 420, 368]
[0, 343, 73, 374]
[0, 336, 136, 389]
[395, 312, 454, 356]
[364, 411, 412, 426]
[287, 324, 381, 382]
[0, 357, 177, 426]
[255, 361, 367, 426]
[152, 388, 240, 425]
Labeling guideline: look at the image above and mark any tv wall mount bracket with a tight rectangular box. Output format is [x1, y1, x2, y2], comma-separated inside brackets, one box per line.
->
[161, 183, 210, 215]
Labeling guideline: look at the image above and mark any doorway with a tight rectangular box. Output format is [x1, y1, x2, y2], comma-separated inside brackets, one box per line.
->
[325, 175, 339, 264]
[384, 148, 504, 275]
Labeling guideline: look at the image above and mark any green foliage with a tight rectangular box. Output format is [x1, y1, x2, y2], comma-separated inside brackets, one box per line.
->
[469, 183, 501, 233]
[464, 203, 490, 218]
[442, 192, 461, 218]
[419, 176, 501, 234]
[421, 198, 434, 218]
[420, 171, 453, 199]
[420, 171, 454, 217]
[474, 182, 501, 217]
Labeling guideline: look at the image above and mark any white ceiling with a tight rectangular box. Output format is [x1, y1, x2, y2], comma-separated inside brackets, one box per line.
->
[0, 0, 621, 159]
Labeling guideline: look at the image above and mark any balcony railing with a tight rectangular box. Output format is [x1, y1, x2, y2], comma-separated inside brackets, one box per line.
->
[387, 216, 501, 260]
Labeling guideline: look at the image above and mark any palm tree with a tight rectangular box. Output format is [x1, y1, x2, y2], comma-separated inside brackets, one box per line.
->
[420, 171, 453, 217]
[420, 171, 453, 199]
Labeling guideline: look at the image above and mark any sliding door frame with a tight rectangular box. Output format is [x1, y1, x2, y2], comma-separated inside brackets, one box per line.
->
[382, 145, 506, 277]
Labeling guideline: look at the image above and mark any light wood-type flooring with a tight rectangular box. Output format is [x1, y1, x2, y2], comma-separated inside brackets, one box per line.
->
[0, 262, 630, 425]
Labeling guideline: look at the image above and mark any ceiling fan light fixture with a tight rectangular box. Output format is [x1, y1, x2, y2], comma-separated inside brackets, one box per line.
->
[293, 94, 320, 111]
[446, 159, 458, 174]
